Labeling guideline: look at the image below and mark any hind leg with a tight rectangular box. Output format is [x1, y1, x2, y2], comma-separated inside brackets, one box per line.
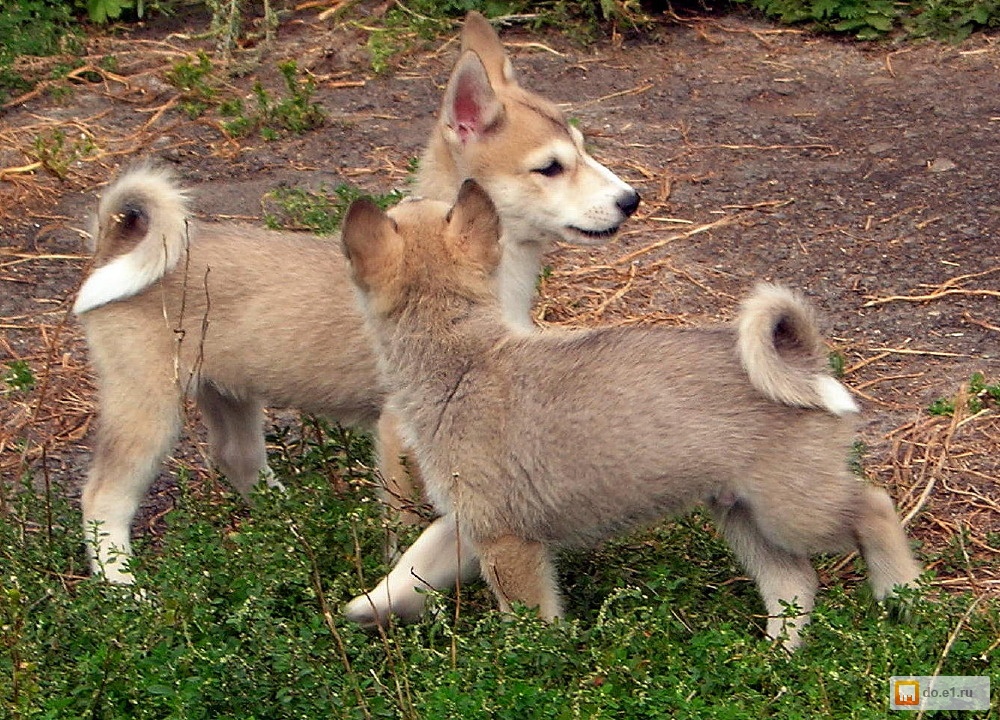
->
[854, 485, 922, 598]
[478, 535, 563, 621]
[714, 502, 817, 650]
[198, 385, 277, 499]
[83, 384, 183, 584]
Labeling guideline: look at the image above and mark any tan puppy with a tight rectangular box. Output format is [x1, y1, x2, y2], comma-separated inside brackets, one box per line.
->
[340, 182, 922, 649]
[75, 12, 639, 583]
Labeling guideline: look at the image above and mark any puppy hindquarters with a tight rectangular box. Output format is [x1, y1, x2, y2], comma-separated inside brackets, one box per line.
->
[198, 384, 280, 497]
[712, 501, 817, 650]
[345, 513, 480, 626]
[477, 535, 563, 621]
[853, 485, 922, 598]
[82, 371, 183, 584]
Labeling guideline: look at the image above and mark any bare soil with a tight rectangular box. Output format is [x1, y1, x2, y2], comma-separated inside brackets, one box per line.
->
[1, 9, 997, 594]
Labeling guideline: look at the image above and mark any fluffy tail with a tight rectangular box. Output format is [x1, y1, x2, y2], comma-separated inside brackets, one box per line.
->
[73, 163, 190, 315]
[737, 283, 859, 416]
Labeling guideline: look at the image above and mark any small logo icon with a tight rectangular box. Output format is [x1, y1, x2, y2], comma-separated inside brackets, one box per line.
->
[895, 679, 920, 707]
[891, 675, 990, 711]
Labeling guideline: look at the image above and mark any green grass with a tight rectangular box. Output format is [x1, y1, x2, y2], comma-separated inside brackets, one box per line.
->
[2, 418, 998, 719]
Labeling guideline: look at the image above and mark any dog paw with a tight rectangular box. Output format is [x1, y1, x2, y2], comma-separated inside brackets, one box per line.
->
[343, 586, 430, 628]
[344, 593, 389, 628]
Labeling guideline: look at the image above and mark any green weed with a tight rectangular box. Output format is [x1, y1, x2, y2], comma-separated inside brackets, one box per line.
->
[28, 127, 97, 179]
[828, 350, 847, 377]
[165, 50, 217, 118]
[3, 361, 35, 393]
[928, 372, 999, 417]
[221, 60, 325, 139]
[263, 183, 404, 235]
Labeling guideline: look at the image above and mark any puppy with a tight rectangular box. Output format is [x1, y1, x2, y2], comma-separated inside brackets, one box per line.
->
[340, 181, 922, 649]
[75, 12, 640, 583]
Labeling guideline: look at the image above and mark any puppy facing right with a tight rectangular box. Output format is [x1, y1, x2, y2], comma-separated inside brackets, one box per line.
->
[341, 181, 922, 650]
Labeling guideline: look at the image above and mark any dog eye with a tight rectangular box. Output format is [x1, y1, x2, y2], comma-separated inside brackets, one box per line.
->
[532, 160, 564, 178]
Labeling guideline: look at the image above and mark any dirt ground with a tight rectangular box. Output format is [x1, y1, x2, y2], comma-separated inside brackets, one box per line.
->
[1, 8, 997, 595]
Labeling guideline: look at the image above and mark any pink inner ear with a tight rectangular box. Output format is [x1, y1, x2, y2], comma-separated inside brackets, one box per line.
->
[452, 78, 482, 144]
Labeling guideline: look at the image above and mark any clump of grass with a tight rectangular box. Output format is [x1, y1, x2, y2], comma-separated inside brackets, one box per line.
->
[361, 1, 644, 74]
[0, 0, 79, 103]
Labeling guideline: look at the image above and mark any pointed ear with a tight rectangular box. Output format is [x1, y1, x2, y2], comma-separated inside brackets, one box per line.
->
[441, 50, 505, 146]
[461, 11, 516, 87]
[341, 199, 400, 293]
[447, 179, 501, 273]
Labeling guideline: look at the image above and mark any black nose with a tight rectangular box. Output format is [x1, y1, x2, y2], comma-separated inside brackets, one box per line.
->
[617, 190, 640, 217]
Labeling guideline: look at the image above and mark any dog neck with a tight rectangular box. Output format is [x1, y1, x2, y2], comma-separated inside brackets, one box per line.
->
[373, 295, 505, 396]
[415, 134, 549, 332]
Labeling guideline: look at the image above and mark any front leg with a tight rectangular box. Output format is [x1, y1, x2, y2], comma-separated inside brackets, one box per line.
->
[344, 513, 479, 627]
[374, 410, 427, 562]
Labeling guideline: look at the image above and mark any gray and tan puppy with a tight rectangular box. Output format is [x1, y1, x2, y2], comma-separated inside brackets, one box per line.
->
[341, 181, 921, 649]
[74, 11, 639, 583]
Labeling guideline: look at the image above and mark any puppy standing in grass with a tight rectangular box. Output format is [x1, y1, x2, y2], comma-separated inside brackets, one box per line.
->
[74, 12, 640, 583]
[341, 182, 922, 649]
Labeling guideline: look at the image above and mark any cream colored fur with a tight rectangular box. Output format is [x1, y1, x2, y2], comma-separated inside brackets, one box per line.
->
[341, 183, 922, 650]
[76, 12, 639, 583]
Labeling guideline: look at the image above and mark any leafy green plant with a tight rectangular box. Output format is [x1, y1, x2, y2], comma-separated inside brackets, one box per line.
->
[28, 127, 97, 179]
[164, 50, 218, 118]
[903, 0, 1000, 40]
[0, 0, 78, 102]
[263, 183, 404, 235]
[928, 372, 999, 417]
[86, 0, 144, 23]
[3, 361, 35, 392]
[735, 0, 1000, 38]
[221, 60, 325, 139]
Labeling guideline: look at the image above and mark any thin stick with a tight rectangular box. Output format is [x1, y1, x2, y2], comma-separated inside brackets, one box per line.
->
[611, 213, 745, 266]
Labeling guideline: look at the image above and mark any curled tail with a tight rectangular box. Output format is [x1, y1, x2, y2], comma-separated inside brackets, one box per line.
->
[737, 283, 859, 416]
[73, 163, 190, 314]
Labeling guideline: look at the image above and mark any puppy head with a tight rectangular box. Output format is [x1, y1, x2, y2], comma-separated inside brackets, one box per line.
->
[431, 15, 640, 248]
[342, 180, 502, 317]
